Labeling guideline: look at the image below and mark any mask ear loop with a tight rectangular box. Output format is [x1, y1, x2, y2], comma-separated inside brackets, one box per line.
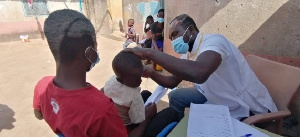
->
[182, 26, 190, 36]
[85, 46, 93, 63]
[183, 25, 193, 43]
[188, 35, 193, 43]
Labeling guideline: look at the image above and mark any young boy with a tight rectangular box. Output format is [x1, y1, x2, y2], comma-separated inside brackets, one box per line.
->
[123, 19, 136, 49]
[32, 9, 128, 137]
[103, 52, 147, 126]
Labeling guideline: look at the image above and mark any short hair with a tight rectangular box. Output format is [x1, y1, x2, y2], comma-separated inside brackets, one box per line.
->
[44, 9, 96, 63]
[128, 19, 134, 23]
[171, 14, 199, 31]
[112, 52, 143, 77]
[146, 15, 153, 20]
[158, 9, 164, 13]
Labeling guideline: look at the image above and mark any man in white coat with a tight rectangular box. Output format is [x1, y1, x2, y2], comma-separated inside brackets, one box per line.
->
[124, 14, 277, 120]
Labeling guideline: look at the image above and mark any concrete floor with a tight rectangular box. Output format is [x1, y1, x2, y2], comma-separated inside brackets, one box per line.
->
[0, 35, 170, 137]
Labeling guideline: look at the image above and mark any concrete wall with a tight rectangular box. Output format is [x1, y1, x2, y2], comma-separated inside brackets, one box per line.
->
[85, 0, 164, 40]
[164, 0, 300, 67]
[165, 1, 300, 135]
[0, 0, 82, 42]
[0, 0, 164, 42]
[107, 0, 123, 32]
[84, 0, 113, 35]
[122, 0, 163, 40]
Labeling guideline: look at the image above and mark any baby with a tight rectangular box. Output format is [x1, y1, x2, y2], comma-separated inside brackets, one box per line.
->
[104, 52, 145, 126]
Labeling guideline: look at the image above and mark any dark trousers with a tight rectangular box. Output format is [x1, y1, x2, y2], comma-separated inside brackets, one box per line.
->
[140, 90, 179, 137]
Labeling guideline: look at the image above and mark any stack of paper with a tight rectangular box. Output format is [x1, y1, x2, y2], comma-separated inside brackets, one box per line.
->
[187, 103, 269, 137]
[187, 104, 234, 137]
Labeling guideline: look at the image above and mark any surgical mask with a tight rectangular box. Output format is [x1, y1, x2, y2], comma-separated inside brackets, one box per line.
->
[171, 27, 192, 54]
[85, 47, 100, 71]
[157, 18, 164, 23]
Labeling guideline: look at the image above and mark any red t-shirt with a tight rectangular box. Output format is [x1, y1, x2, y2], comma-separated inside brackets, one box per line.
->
[33, 76, 127, 137]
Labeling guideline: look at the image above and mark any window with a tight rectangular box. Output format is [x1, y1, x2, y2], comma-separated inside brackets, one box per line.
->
[22, 0, 49, 17]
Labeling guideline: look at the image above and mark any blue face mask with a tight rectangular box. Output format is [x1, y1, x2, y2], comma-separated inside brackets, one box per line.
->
[85, 47, 100, 71]
[171, 27, 192, 54]
[157, 18, 164, 23]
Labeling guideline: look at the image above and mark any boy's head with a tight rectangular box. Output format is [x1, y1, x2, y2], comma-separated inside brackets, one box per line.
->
[128, 19, 134, 27]
[146, 15, 154, 24]
[44, 9, 98, 71]
[157, 9, 164, 18]
[112, 52, 143, 88]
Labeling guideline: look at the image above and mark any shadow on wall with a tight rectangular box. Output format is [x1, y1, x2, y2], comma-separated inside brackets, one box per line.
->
[0, 104, 16, 132]
[95, 9, 112, 34]
[166, 0, 232, 30]
[119, 20, 124, 33]
[164, 0, 232, 56]
[84, 0, 112, 35]
[238, 0, 300, 57]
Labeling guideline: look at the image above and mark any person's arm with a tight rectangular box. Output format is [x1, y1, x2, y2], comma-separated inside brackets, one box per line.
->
[150, 24, 159, 50]
[129, 103, 157, 137]
[146, 31, 152, 39]
[151, 34, 158, 50]
[34, 109, 43, 120]
[127, 33, 136, 37]
[124, 48, 221, 84]
[144, 22, 147, 33]
[143, 66, 182, 88]
[127, 28, 136, 37]
[33, 80, 43, 120]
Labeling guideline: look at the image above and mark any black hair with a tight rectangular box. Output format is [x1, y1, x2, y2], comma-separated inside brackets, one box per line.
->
[44, 9, 96, 64]
[146, 15, 153, 20]
[158, 9, 164, 13]
[112, 52, 143, 77]
[171, 14, 199, 31]
[128, 19, 134, 22]
[144, 15, 154, 33]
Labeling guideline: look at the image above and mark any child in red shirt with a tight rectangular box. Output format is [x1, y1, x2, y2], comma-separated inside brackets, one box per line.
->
[33, 9, 156, 137]
[32, 9, 127, 137]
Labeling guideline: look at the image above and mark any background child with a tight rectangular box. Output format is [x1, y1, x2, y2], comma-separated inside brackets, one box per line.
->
[123, 19, 136, 49]
[104, 52, 147, 126]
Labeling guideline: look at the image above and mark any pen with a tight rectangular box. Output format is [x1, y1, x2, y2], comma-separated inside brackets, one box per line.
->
[241, 134, 252, 137]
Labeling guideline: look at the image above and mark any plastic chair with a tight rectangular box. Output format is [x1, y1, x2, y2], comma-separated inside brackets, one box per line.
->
[243, 55, 300, 134]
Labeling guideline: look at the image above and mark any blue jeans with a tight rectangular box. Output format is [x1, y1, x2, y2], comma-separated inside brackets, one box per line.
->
[168, 87, 207, 120]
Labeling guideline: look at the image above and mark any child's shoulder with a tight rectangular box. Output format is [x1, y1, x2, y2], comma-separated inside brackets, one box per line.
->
[35, 76, 54, 87]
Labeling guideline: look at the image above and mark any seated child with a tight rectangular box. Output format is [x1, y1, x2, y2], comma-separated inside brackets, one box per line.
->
[123, 19, 136, 49]
[104, 52, 145, 126]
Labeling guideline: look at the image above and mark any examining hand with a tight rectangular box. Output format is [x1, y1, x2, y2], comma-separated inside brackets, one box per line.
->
[145, 102, 157, 120]
[123, 48, 151, 60]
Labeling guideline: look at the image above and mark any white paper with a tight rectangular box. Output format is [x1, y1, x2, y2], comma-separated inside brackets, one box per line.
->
[138, 38, 147, 44]
[187, 103, 269, 137]
[144, 85, 168, 106]
[187, 104, 235, 137]
[232, 118, 269, 137]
